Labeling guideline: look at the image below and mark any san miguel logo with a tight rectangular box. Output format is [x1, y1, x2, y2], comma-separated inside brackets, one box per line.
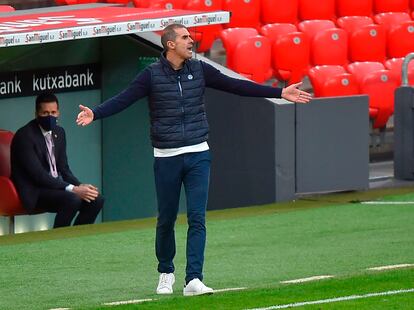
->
[0, 63, 101, 98]
[0, 16, 103, 34]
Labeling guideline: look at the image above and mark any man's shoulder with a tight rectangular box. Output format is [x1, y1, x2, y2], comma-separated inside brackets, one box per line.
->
[15, 119, 37, 136]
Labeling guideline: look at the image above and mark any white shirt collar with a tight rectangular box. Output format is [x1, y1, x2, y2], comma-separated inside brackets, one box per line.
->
[39, 125, 52, 137]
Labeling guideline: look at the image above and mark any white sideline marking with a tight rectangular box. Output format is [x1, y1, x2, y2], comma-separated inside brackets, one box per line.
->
[49, 308, 71, 310]
[360, 201, 414, 205]
[280, 275, 334, 284]
[214, 287, 247, 293]
[103, 298, 153, 306]
[368, 264, 414, 271]
[246, 288, 414, 310]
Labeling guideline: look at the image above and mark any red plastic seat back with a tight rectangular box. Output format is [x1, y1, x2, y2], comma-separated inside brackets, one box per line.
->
[374, 0, 410, 13]
[272, 32, 310, 84]
[298, 19, 336, 39]
[185, 0, 222, 11]
[260, 23, 298, 43]
[347, 61, 385, 83]
[320, 73, 359, 97]
[336, 0, 373, 17]
[220, 27, 258, 69]
[311, 28, 348, 66]
[387, 21, 414, 58]
[374, 12, 411, 31]
[360, 70, 398, 128]
[337, 16, 374, 33]
[299, 0, 336, 21]
[261, 0, 298, 24]
[0, 5, 15, 11]
[223, 0, 261, 29]
[0, 130, 13, 178]
[233, 36, 272, 83]
[385, 57, 414, 84]
[348, 24, 387, 62]
[308, 65, 347, 95]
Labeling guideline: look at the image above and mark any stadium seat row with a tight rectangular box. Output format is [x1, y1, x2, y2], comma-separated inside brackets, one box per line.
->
[221, 14, 414, 84]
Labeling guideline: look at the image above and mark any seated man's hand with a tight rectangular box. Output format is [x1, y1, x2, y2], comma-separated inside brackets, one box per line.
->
[73, 184, 99, 202]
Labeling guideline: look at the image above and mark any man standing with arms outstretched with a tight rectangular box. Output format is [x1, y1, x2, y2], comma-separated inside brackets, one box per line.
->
[77, 23, 311, 296]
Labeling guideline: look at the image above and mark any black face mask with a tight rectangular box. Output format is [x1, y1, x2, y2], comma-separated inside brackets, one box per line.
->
[37, 115, 58, 132]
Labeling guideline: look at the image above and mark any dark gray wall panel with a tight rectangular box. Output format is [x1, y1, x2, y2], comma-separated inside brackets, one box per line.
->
[296, 96, 370, 193]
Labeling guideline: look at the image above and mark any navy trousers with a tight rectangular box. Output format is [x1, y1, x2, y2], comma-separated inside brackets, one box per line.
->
[154, 150, 211, 283]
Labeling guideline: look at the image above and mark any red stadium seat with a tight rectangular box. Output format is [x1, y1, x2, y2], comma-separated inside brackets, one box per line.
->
[337, 16, 373, 33]
[347, 62, 398, 128]
[347, 61, 385, 83]
[54, 0, 78, 4]
[0, 130, 27, 234]
[260, 23, 298, 43]
[311, 28, 348, 66]
[261, 0, 298, 24]
[220, 27, 258, 70]
[298, 19, 336, 39]
[132, 0, 185, 8]
[232, 36, 272, 83]
[348, 24, 387, 62]
[188, 25, 223, 53]
[133, 0, 151, 6]
[222, 0, 261, 29]
[185, 0, 223, 53]
[271, 32, 310, 84]
[374, 0, 410, 13]
[0, 5, 15, 11]
[336, 0, 373, 17]
[185, 0, 222, 11]
[374, 12, 411, 31]
[387, 21, 414, 58]
[384, 57, 414, 85]
[308, 65, 359, 97]
[299, 0, 336, 21]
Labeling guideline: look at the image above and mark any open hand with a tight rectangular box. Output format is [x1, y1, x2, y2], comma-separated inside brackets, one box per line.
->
[281, 82, 312, 104]
[76, 105, 94, 127]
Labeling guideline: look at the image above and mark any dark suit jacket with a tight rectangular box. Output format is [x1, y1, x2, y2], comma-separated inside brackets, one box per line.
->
[11, 119, 81, 212]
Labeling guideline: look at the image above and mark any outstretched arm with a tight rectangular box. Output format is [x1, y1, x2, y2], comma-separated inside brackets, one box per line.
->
[76, 68, 151, 127]
[202, 62, 312, 103]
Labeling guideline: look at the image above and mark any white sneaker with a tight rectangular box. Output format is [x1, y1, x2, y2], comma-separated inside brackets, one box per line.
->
[183, 278, 214, 296]
[156, 273, 175, 294]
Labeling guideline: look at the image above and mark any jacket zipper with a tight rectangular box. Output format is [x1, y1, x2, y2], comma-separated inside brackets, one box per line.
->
[178, 75, 185, 138]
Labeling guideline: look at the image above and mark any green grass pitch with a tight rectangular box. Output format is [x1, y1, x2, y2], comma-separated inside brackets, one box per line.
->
[0, 186, 413, 309]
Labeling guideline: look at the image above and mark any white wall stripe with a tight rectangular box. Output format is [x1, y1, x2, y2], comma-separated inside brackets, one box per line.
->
[368, 264, 414, 271]
[246, 288, 414, 310]
[280, 275, 334, 284]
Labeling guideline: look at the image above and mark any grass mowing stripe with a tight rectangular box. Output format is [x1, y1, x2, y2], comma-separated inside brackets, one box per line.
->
[102, 288, 246, 307]
[213, 287, 247, 293]
[280, 275, 334, 284]
[103, 299, 153, 306]
[367, 263, 414, 271]
[246, 288, 414, 310]
[360, 201, 414, 204]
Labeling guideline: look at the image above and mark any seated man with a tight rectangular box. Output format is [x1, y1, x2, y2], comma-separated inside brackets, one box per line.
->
[11, 92, 103, 228]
